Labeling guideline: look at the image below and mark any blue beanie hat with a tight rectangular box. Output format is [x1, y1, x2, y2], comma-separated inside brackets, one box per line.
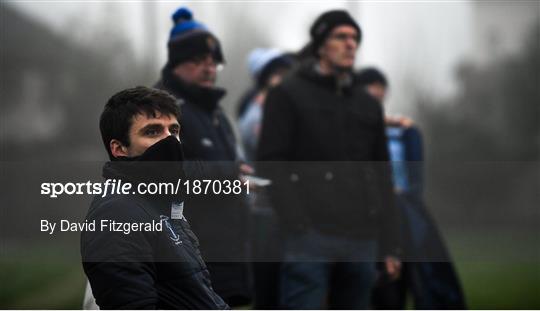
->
[169, 8, 207, 38]
[167, 7, 224, 66]
[247, 48, 283, 78]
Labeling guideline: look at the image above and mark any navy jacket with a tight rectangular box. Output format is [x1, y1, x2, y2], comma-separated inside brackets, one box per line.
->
[155, 68, 252, 305]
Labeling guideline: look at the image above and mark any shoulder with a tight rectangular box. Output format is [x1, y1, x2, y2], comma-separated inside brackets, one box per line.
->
[266, 70, 311, 111]
[179, 100, 205, 129]
[354, 84, 381, 105]
[274, 66, 309, 94]
[351, 85, 385, 120]
[87, 195, 152, 223]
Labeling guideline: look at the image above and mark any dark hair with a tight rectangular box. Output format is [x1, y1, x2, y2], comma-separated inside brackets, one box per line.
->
[99, 86, 180, 160]
[356, 67, 388, 87]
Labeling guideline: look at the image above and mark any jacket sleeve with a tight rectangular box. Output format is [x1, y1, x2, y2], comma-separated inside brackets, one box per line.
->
[81, 199, 158, 309]
[373, 105, 402, 258]
[256, 85, 310, 231]
[404, 126, 424, 198]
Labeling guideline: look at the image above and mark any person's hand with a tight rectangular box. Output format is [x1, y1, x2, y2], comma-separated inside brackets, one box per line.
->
[398, 116, 414, 128]
[239, 163, 254, 175]
[384, 256, 402, 281]
[385, 115, 415, 128]
[239, 163, 257, 190]
[384, 115, 400, 126]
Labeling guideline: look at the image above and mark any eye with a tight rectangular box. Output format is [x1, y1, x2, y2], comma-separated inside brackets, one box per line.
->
[144, 128, 161, 136]
[170, 126, 180, 136]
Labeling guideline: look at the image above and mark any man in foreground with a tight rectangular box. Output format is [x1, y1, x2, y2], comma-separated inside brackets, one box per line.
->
[81, 86, 229, 309]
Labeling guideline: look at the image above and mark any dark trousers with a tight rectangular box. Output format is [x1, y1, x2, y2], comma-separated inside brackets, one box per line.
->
[250, 192, 283, 309]
[280, 229, 377, 309]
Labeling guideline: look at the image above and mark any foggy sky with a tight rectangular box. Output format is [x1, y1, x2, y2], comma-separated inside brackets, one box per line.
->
[7, 1, 538, 115]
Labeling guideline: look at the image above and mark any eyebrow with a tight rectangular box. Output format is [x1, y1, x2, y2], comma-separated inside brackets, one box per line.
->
[138, 124, 162, 135]
[332, 31, 358, 37]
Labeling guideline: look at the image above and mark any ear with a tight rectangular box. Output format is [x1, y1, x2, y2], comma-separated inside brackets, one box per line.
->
[318, 45, 324, 57]
[110, 139, 128, 158]
[173, 63, 186, 76]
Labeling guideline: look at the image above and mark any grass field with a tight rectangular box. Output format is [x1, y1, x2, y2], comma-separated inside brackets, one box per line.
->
[455, 260, 540, 309]
[446, 227, 540, 309]
[0, 257, 85, 309]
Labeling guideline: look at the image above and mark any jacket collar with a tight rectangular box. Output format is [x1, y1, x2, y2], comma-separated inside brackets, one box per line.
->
[158, 65, 226, 112]
[297, 60, 356, 96]
[101, 136, 186, 207]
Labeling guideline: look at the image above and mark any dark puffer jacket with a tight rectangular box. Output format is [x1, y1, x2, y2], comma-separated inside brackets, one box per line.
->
[81, 160, 229, 310]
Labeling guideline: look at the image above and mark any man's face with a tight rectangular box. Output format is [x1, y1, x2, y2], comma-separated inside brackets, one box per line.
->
[111, 112, 180, 158]
[319, 25, 359, 70]
[366, 83, 387, 103]
[173, 54, 218, 88]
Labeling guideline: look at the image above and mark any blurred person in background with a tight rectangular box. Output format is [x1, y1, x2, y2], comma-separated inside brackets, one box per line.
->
[257, 10, 401, 309]
[238, 48, 294, 161]
[237, 48, 295, 309]
[154, 7, 253, 307]
[357, 67, 466, 309]
[81, 86, 229, 309]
